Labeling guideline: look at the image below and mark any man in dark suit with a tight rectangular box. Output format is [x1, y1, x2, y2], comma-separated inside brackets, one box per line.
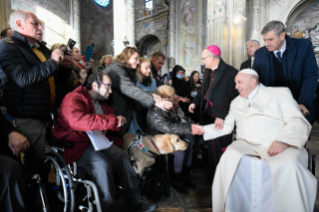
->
[253, 21, 318, 124]
[189, 45, 238, 183]
[240, 39, 260, 70]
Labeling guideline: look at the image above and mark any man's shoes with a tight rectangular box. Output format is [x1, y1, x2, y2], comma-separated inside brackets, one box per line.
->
[130, 197, 158, 212]
[171, 181, 189, 195]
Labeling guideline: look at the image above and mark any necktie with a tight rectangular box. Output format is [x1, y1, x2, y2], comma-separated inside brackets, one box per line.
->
[276, 51, 282, 63]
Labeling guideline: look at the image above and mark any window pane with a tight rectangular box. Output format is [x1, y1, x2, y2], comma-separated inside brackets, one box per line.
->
[145, 0, 152, 10]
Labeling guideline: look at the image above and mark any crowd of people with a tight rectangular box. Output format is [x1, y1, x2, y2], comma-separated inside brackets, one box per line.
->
[0, 9, 318, 212]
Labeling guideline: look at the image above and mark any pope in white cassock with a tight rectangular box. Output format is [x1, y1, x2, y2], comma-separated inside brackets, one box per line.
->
[202, 69, 317, 212]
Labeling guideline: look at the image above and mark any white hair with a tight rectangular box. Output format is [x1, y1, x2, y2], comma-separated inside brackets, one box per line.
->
[246, 39, 260, 46]
[9, 10, 29, 31]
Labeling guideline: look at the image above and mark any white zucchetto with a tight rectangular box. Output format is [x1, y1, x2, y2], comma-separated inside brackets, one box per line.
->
[239, 69, 259, 77]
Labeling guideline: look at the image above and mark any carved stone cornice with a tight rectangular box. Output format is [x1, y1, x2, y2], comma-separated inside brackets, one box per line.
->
[136, 7, 169, 24]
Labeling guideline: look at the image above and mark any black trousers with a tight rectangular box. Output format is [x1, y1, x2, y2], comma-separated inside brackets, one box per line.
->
[0, 154, 29, 212]
[76, 144, 140, 211]
[206, 134, 233, 181]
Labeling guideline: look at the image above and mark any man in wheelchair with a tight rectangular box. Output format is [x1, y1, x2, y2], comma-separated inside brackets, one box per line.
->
[52, 72, 158, 212]
[201, 69, 317, 212]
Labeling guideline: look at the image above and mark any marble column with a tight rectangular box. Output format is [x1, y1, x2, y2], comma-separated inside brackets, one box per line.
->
[127, 0, 135, 47]
[212, 0, 229, 62]
[168, 0, 176, 58]
[73, 0, 81, 48]
[0, 0, 11, 31]
[113, 0, 127, 55]
[197, 0, 203, 50]
[259, 0, 268, 46]
[250, 0, 261, 41]
[232, 0, 247, 69]
[206, 0, 215, 47]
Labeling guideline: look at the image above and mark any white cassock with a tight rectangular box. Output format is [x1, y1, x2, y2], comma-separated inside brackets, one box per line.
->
[203, 84, 317, 212]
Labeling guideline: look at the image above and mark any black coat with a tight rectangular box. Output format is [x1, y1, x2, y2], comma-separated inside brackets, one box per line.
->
[171, 65, 192, 117]
[253, 35, 318, 124]
[193, 59, 238, 125]
[0, 32, 72, 118]
[146, 104, 191, 136]
[151, 62, 163, 87]
[239, 58, 252, 70]
[103, 62, 154, 135]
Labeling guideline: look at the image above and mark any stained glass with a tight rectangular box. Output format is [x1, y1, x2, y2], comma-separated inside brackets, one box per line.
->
[95, 0, 110, 7]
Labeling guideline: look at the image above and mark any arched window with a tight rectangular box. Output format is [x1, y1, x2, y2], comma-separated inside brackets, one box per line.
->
[145, 0, 153, 10]
[95, 0, 110, 7]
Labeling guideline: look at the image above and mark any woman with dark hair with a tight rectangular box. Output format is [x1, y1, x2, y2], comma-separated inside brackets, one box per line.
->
[103, 47, 172, 136]
[189, 71, 201, 88]
[171, 65, 192, 117]
[188, 71, 201, 122]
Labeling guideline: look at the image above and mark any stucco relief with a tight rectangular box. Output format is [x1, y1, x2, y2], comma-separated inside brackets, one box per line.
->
[136, 3, 169, 57]
[287, 1, 319, 66]
[268, 0, 279, 6]
[169, 0, 176, 57]
[214, 0, 227, 18]
[175, 0, 204, 72]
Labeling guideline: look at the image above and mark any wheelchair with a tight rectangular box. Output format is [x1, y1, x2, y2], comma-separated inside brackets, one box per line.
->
[30, 114, 103, 212]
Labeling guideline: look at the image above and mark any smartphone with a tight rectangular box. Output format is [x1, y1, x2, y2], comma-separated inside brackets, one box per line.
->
[84, 45, 94, 62]
[64, 38, 76, 55]
[91, 43, 95, 56]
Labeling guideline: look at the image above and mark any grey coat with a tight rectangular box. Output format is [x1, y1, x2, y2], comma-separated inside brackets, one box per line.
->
[102, 62, 154, 135]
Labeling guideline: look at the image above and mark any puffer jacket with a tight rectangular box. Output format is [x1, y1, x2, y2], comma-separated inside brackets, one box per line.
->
[146, 104, 191, 136]
[102, 62, 154, 135]
[0, 31, 71, 118]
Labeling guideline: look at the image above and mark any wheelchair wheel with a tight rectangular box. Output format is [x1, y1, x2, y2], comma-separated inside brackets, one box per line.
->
[37, 151, 75, 212]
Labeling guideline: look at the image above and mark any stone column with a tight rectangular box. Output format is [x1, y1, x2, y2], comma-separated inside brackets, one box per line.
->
[0, 0, 11, 31]
[259, 0, 268, 46]
[127, 0, 135, 47]
[250, 0, 261, 41]
[206, 0, 215, 47]
[73, 0, 81, 47]
[232, 0, 247, 69]
[168, 0, 176, 57]
[212, 0, 229, 62]
[113, 0, 127, 55]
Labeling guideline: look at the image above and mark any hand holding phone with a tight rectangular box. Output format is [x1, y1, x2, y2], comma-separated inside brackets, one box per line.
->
[84, 45, 94, 62]
[64, 38, 76, 55]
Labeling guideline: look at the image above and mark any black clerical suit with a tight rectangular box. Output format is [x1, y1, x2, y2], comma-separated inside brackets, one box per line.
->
[239, 58, 252, 70]
[192, 58, 238, 181]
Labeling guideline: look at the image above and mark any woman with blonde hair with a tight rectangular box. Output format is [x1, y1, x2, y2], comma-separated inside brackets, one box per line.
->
[136, 57, 156, 92]
[97, 54, 113, 72]
[128, 57, 158, 133]
[102, 47, 172, 136]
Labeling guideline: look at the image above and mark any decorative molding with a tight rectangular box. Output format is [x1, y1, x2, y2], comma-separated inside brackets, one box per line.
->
[268, 0, 279, 6]
[169, 0, 176, 56]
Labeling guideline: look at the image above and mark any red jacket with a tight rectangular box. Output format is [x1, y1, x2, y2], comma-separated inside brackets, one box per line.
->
[51, 86, 121, 164]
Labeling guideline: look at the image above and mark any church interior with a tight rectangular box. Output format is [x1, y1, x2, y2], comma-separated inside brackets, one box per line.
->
[1, 0, 319, 211]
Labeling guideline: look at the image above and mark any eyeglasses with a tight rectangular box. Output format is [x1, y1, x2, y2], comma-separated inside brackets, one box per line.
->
[201, 56, 212, 60]
[98, 82, 112, 90]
